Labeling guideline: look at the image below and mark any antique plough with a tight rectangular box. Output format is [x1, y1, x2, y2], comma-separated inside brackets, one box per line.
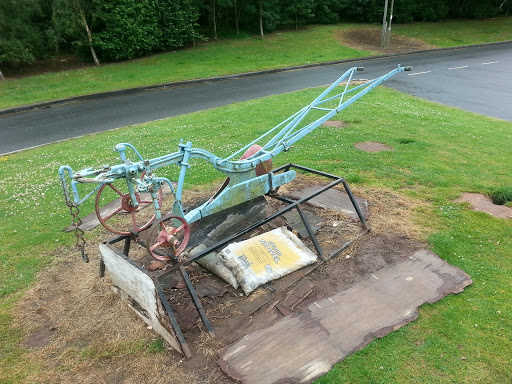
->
[59, 65, 411, 262]
[58, 65, 411, 356]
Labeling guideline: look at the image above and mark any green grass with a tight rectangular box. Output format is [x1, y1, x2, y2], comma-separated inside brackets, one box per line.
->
[0, 24, 372, 109]
[1, 17, 511, 109]
[394, 17, 512, 47]
[1, 85, 512, 382]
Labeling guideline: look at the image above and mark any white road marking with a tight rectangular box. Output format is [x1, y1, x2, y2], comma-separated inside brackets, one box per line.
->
[328, 297, 334, 303]
[482, 61, 499, 65]
[371, 274, 379, 280]
[448, 66, 469, 70]
[408, 71, 431, 76]
[314, 302, 321, 308]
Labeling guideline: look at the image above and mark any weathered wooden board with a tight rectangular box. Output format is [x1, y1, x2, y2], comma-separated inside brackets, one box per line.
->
[99, 243, 182, 354]
[218, 249, 472, 384]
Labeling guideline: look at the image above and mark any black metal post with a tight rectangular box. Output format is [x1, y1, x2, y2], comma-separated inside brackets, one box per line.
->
[123, 236, 131, 256]
[341, 179, 369, 231]
[156, 284, 192, 359]
[178, 265, 216, 337]
[295, 205, 324, 259]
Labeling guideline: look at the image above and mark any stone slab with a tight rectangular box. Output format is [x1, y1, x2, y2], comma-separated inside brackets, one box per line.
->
[283, 210, 323, 238]
[288, 185, 369, 222]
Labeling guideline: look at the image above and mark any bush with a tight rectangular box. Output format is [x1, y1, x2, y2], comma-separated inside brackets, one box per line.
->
[489, 187, 512, 206]
[93, 0, 160, 62]
[91, 0, 198, 62]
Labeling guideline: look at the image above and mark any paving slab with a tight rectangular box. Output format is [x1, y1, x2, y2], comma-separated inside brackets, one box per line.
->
[288, 185, 369, 222]
[283, 210, 323, 238]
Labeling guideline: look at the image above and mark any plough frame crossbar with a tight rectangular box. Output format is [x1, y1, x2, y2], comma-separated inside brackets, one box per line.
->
[59, 65, 411, 250]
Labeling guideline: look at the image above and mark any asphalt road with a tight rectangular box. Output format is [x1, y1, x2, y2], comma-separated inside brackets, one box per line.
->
[1, 42, 511, 155]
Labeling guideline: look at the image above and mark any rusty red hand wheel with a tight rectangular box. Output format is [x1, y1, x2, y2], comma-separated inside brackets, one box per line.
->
[95, 178, 163, 236]
[146, 215, 190, 261]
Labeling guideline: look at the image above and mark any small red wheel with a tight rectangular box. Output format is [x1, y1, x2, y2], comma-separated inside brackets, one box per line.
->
[146, 215, 190, 261]
[95, 180, 163, 236]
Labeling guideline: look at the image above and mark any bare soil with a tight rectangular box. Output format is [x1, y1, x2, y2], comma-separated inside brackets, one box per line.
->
[321, 120, 349, 128]
[454, 192, 512, 219]
[337, 28, 438, 54]
[3, 54, 90, 79]
[355, 141, 395, 153]
[15, 175, 430, 384]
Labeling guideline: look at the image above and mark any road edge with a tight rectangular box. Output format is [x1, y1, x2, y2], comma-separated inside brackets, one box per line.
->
[1, 40, 511, 117]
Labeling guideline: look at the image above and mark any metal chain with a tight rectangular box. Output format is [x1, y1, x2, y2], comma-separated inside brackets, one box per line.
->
[68, 204, 89, 263]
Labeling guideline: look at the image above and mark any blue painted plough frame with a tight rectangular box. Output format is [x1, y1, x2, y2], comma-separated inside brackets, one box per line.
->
[59, 65, 411, 228]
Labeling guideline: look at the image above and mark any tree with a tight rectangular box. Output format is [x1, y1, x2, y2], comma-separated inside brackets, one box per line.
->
[281, 0, 314, 29]
[311, 0, 342, 24]
[158, 0, 199, 49]
[251, 0, 279, 37]
[52, 0, 100, 64]
[259, 0, 263, 37]
[211, 0, 219, 40]
[234, 0, 245, 35]
[93, 0, 160, 61]
[448, 0, 505, 18]
[91, 0, 198, 62]
[0, 0, 48, 76]
[203, 0, 233, 40]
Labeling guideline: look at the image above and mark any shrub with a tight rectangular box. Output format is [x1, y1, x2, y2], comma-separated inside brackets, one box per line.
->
[489, 187, 512, 206]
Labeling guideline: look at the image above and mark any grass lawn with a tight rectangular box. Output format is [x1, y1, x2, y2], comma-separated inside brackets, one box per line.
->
[393, 17, 512, 47]
[1, 84, 511, 382]
[1, 17, 511, 109]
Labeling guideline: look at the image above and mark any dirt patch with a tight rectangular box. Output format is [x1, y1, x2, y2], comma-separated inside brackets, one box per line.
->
[3, 55, 90, 79]
[355, 141, 394, 153]
[322, 120, 349, 128]
[337, 28, 438, 54]
[454, 192, 512, 219]
[15, 176, 430, 383]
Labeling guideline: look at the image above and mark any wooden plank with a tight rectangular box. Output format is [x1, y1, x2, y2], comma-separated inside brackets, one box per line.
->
[218, 249, 472, 384]
[283, 279, 315, 310]
[99, 243, 182, 354]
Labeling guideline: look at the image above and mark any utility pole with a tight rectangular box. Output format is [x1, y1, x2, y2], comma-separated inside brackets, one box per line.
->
[385, 0, 395, 49]
[380, 0, 389, 47]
